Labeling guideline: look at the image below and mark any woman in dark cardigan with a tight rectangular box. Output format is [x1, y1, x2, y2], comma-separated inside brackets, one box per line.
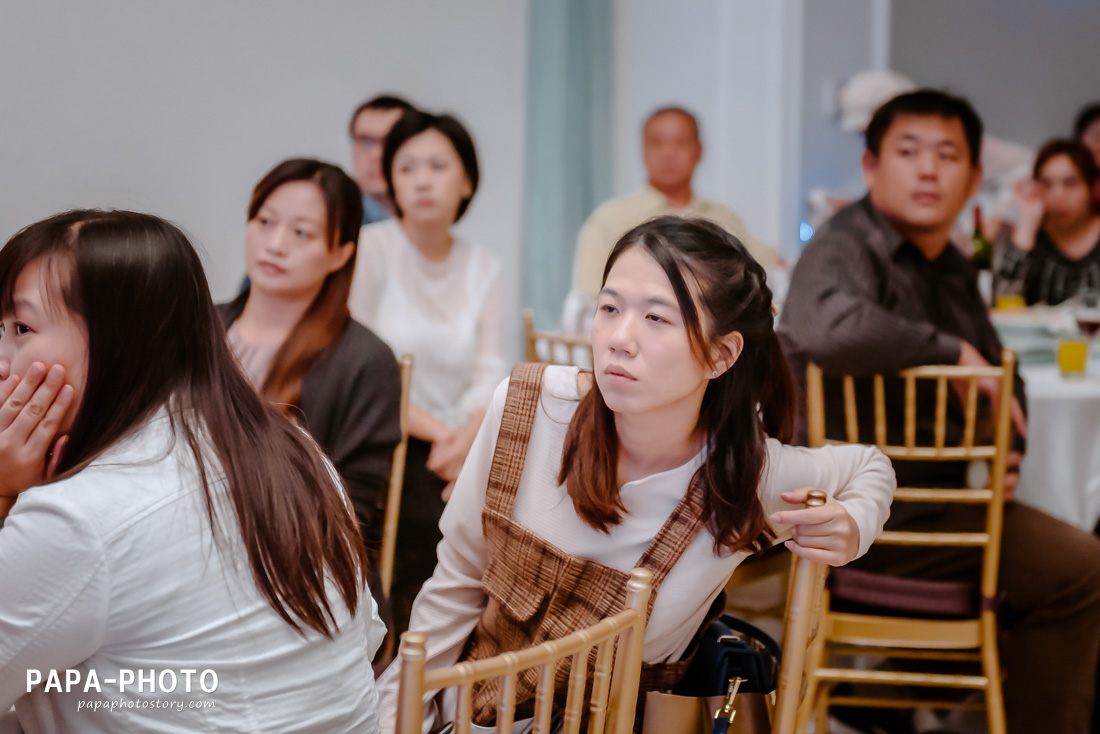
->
[218, 158, 402, 595]
[996, 139, 1100, 305]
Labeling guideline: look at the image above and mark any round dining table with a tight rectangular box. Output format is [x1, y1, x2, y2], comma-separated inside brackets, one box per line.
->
[1014, 364, 1100, 532]
[993, 307, 1100, 532]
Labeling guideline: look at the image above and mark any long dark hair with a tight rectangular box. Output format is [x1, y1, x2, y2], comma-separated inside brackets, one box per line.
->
[247, 158, 363, 409]
[1033, 138, 1100, 215]
[0, 210, 369, 638]
[558, 216, 794, 555]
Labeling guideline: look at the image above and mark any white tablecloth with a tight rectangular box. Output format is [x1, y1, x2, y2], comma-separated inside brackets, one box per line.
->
[1016, 364, 1100, 532]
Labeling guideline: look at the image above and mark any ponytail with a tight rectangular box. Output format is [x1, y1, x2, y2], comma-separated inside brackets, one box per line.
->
[760, 331, 796, 444]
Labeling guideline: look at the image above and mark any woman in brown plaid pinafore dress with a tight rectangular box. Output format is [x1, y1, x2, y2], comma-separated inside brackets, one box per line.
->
[459, 360, 709, 727]
[377, 217, 895, 731]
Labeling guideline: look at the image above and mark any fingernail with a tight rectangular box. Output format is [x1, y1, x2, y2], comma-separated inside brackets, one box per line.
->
[48, 365, 64, 379]
[770, 513, 781, 523]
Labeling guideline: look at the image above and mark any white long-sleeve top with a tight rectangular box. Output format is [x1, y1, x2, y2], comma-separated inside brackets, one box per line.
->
[349, 219, 506, 428]
[377, 366, 895, 729]
[0, 410, 386, 733]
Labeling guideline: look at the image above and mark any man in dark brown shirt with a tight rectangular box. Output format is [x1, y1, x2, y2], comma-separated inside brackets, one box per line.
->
[779, 90, 1100, 733]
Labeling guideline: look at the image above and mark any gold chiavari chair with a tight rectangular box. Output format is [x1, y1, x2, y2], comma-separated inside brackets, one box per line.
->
[523, 309, 593, 367]
[771, 490, 830, 734]
[798, 350, 1015, 734]
[723, 545, 793, 622]
[395, 568, 652, 734]
[380, 354, 414, 602]
[672, 491, 829, 734]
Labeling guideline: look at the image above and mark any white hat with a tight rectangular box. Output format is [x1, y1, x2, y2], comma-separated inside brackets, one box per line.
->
[838, 69, 917, 133]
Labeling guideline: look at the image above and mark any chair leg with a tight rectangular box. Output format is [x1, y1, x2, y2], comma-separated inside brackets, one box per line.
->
[813, 684, 829, 734]
[984, 662, 1007, 734]
[985, 686, 1007, 734]
[794, 676, 815, 733]
[980, 613, 1006, 734]
[797, 642, 827, 732]
[801, 618, 829, 732]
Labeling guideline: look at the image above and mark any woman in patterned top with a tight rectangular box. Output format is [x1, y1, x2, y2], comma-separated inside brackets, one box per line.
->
[376, 216, 895, 731]
[996, 139, 1100, 305]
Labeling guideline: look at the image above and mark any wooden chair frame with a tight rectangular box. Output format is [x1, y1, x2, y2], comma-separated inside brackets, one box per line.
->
[523, 309, 593, 367]
[723, 544, 792, 621]
[396, 568, 652, 734]
[380, 354, 414, 601]
[799, 350, 1016, 734]
[772, 493, 830, 734]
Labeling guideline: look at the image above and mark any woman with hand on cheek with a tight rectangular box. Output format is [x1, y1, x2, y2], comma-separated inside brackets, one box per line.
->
[0, 210, 384, 733]
[997, 139, 1100, 305]
[348, 110, 504, 638]
[0, 360, 75, 521]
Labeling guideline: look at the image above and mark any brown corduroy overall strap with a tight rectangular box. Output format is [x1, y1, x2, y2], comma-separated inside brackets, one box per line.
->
[483, 362, 547, 518]
[461, 363, 709, 726]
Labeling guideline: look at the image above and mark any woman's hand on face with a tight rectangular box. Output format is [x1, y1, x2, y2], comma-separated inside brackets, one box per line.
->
[769, 488, 860, 566]
[1011, 180, 1045, 245]
[0, 363, 74, 497]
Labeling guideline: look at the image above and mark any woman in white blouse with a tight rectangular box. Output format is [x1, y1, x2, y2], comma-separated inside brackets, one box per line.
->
[376, 216, 896, 731]
[348, 110, 505, 637]
[0, 210, 384, 733]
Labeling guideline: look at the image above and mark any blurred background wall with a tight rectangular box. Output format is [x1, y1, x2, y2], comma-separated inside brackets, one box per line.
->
[0, 0, 528, 326]
[2, 0, 1098, 355]
[611, 0, 803, 261]
[797, 0, 889, 230]
[891, 0, 1100, 147]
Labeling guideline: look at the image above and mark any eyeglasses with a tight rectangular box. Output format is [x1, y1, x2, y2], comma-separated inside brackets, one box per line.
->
[352, 134, 386, 151]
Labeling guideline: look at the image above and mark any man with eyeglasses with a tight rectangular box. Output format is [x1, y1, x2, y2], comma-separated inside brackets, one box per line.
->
[349, 95, 416, 225]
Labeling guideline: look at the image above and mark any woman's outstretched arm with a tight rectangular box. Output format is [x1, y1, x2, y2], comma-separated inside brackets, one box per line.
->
[760, 440, 896, 564]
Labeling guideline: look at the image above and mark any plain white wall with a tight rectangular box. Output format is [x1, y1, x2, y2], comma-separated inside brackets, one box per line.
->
[891, 0, 1100, 147]
[611, 0, 721, 202]
[0, 0, 527, 348]
[798, 0, 890, 236]
[611, 0, 804, 258]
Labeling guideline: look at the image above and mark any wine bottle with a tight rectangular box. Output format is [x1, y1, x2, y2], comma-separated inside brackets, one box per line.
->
[972, 205, 998, 271]
[971, 206, 992, 270]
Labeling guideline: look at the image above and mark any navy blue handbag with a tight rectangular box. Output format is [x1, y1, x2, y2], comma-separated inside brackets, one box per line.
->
[673, 613, 782, 697]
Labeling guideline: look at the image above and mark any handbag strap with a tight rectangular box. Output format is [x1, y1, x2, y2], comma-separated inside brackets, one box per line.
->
[716, 613, 782, 665]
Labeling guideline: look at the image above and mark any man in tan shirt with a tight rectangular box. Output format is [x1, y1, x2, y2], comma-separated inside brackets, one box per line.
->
[570, 107, 783, 304]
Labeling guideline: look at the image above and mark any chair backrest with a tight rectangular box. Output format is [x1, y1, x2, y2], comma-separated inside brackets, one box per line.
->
[771, 491, 829, 734]
[380, 353, 414, 600]
[396, 568, 653, 734]
[805, 349, 1016, 608]
[523, 309, 593, 367]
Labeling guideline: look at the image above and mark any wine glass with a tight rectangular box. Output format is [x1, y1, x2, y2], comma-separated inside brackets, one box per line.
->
[1074, 285, 1100, 374]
